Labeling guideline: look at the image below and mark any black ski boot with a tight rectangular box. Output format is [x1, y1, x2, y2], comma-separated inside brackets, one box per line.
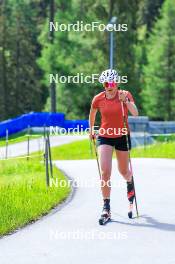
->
[99, 199, 111, 225]
[127, 177, 135, 219]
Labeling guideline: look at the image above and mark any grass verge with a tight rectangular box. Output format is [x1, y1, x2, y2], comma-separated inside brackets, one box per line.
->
[0, 157, 71, 237]
[48, 139, 175, 159]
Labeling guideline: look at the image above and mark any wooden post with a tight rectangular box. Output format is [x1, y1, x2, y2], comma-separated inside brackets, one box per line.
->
[27, 125, 30, 160]
[47, 131, 53, 178]
[5, 129, 8, 159]
[45, 137, 50, 187]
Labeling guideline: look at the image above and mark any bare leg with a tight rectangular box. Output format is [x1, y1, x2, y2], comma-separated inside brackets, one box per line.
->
[115, 150, 135, 216]
[98, 144, 113, 199]
[115, 150, 132, 182]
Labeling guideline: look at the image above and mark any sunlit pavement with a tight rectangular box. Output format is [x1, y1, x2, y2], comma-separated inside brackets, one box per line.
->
[0, 158, 175, 264]
[0, 135, 88, 159]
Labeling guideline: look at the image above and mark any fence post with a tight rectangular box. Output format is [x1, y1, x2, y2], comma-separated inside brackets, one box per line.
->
[44, 124, 46, 141]
[44, 125, 46, 161]
[27, 125, 30, 160]
[144, 130, 146, 150]
[5, 129, 8, 159]
[45, 137, 50, 187]
[47, 131, 53, 178]
[38, 137, 41, 154]
[43, 125, 46, 165]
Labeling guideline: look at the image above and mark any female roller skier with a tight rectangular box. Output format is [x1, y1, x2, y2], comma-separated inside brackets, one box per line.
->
[89, 69, 139, 224]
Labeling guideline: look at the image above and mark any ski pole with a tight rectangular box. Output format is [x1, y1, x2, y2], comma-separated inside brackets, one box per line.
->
[121, 101, 139, 218]
[92, 136, 102, 180]
[89, 137, 93, 157]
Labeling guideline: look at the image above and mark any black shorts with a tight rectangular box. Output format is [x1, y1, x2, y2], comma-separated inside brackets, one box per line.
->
[96, 134, 131, 151]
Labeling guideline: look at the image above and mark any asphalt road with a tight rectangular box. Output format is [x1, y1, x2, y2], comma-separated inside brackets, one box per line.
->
[0, 158, 175, 264]
[0, 135, 87, 159]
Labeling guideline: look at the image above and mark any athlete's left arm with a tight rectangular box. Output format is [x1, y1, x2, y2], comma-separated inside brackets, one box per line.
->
[119, 90, 139, 116]
[125, 99, 139, 116]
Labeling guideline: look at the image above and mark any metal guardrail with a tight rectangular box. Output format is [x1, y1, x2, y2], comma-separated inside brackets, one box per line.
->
[128, 116, 175, 134]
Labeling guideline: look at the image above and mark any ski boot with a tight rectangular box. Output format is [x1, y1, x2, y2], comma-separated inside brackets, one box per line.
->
[127, 177, 135, 219]
[99, 199, 111, 225]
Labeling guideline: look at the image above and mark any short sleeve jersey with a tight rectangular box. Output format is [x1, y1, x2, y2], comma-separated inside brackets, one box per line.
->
[91, 90, 135, 138]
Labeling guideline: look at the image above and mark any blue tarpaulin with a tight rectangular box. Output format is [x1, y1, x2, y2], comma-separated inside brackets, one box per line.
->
[1, 112, 175, 138]
[0, 112, 89, 137]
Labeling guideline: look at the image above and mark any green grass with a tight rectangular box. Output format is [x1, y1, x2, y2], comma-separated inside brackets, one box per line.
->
[152, 134, 175, 142]
[51, 139, 94, 160]
[2, 137, 173, 236]
[0, 157, 71, 236]
[49, 139, 175, 160]
[131, 142, 175, 158]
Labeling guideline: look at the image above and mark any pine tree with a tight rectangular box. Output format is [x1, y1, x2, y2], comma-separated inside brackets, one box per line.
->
[142, 0, 175, 120]
[0, 0, 48, 121]
[39, 0, 141, 119]
[0, 1, 12, 120]
[137, 0, 165, 32]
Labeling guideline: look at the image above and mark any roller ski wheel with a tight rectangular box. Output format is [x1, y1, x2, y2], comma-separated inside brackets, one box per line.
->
[99, 209, 111, 225]
[128, 203, 134, 219]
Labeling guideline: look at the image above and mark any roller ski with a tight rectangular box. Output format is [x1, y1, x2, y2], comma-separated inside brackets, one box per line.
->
[99, 199, 111, 225]
[128, 202, 134, 219]
[99, 209, 111, 225]
[127, 177, 135, 219]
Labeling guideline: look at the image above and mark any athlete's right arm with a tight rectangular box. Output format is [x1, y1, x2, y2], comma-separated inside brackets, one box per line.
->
[89, 106, 98, 140]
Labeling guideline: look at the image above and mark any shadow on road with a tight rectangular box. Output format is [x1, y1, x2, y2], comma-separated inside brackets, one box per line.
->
[110, 214, 175, 232]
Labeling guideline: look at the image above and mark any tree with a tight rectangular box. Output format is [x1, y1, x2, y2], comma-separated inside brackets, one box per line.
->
[0, 1, 12, 120]
[137, 0, 165, 32]
[0, 0, 48, 121]
[39, 0, 142, 119]
[111, 0, 139, 102]
[142, 0, 175, 120]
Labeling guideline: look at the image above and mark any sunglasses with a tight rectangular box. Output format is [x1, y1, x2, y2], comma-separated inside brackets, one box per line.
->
[104, 82, 116, 88]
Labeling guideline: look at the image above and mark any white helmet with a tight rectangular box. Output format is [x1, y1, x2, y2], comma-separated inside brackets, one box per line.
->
[99, 69, 118, 83]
